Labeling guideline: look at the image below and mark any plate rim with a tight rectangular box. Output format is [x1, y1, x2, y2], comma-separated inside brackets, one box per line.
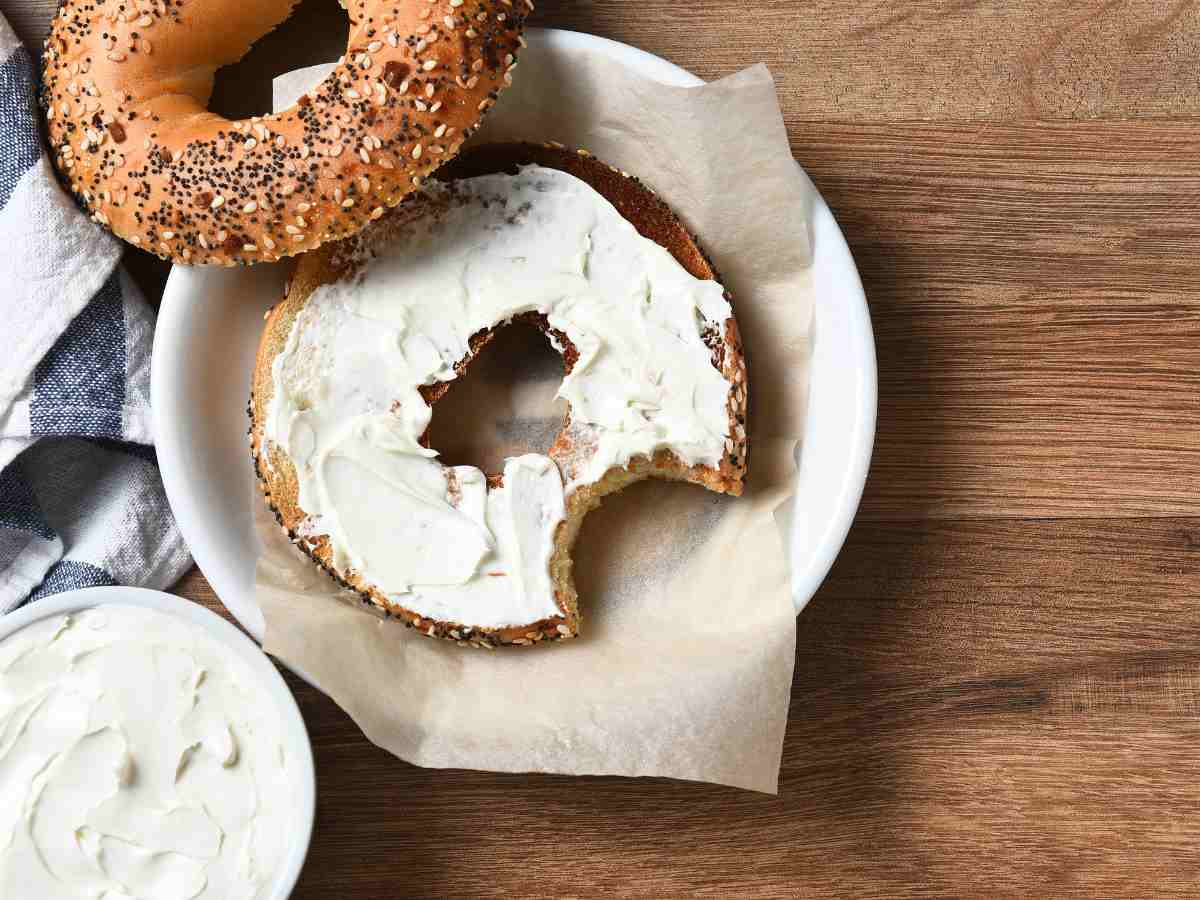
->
[151, 26, 876, 637]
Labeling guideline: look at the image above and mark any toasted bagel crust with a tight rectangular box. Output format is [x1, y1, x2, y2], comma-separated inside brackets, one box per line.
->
[41, 0, 528, 266]
[249, 143, 749, 647]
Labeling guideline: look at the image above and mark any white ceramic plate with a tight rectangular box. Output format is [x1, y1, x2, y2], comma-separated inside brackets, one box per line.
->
[152, 28, 877, 639]
[0, 586, 315, 898]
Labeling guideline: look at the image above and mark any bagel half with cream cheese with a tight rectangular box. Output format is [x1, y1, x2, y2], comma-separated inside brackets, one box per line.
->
[250, 142, 748, 647]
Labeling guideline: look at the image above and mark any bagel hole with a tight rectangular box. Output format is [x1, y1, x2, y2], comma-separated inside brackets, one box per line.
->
[208, 0, 348, 120]
[428, 322, 567, 475]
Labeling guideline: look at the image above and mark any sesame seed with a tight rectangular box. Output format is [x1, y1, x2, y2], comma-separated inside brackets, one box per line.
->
[557, 624, 571, 635]
[285, 224, 300, 234]
[296, 216, 308, 227]
[244, 137, 257, 149]
[422, 59, 437, 71]
[434, 123, 447, 138]
[262, 236, 276, 250]
[367, 40, 382, 52]
[370, 206, 384, 220]
[359, 147, 370, 163]
[199, 234, 209, 249]
[137, 14, 152, 26]
[444, 15, 456, 28]
[329, 143, 344, 157]
[161, 230, 175, 239]
[243, 201, 258, 213]
[291, 233, 306, 242]
[345, 88, 360, 99]
[243, 244, 258, 252]
[297, 202, 311, 212]
[341, 198, 355, 208]
[411, 144, 423, 159]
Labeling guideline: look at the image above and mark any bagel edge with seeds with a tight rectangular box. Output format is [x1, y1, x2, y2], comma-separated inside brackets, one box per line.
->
[40, 0, 529, 266]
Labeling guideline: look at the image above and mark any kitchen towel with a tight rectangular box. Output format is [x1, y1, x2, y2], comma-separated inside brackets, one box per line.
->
[0, 12, 191, 612]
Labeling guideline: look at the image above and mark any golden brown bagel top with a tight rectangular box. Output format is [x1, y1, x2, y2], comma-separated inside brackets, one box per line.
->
[40, 0, 529, 266]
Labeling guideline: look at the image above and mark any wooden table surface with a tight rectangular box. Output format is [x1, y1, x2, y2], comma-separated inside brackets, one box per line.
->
[10, 1, 1200, 896]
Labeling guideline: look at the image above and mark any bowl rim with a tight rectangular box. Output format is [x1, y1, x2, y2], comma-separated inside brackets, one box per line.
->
[0, 586, 315, 899]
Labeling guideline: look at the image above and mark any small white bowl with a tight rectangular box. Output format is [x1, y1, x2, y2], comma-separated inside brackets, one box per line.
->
[0, 586, 315, 899]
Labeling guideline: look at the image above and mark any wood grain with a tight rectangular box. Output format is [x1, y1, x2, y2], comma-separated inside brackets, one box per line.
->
[8, 0, 1200, 895]
[797, 121, 1200, 519]
[533, 1, 1200, 121]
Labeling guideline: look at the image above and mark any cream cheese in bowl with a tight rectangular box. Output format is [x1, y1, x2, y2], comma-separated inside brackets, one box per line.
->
[0, 594, 313, 899]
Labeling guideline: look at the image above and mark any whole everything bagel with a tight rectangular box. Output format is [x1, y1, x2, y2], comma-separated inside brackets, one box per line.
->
[40, 0, 529, 266]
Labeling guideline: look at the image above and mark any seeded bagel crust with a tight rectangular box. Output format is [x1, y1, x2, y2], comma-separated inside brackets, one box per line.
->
[249, 142, 749, 647]
[41, 0, 528, 266]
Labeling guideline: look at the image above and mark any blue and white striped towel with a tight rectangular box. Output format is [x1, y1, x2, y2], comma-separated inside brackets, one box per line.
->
[0, 13, 191, 613]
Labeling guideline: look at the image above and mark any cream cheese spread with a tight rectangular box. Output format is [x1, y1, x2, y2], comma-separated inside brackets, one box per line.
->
[265, 165, 733, 628]
[0, 606, 292, 899]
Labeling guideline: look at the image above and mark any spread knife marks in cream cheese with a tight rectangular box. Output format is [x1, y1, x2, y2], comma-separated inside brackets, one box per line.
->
[0, 606, 292, 899]
[266, 165, 734, 629]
